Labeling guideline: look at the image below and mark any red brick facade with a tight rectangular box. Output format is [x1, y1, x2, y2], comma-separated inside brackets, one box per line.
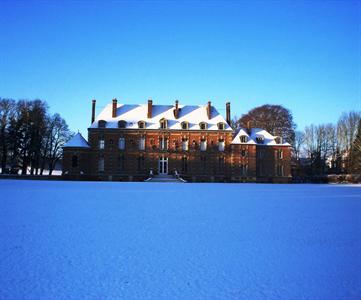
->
[62, 100, 292, 182]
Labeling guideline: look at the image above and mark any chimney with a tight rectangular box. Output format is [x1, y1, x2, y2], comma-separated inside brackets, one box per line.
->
[226, 102, 231, 125]
[247, 120, 252, 134]
[91, 99, 96, 124]
[174, 100, 179, 119]
[147, 99, 153, 118]
[112, 98, 117, 118]
[207, 101, 212, 120]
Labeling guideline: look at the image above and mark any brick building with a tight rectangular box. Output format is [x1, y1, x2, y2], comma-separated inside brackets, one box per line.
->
[62, 99, 291, 182]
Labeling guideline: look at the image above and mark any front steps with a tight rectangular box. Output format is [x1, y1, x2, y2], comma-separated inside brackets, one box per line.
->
[145, 174, 186, 183]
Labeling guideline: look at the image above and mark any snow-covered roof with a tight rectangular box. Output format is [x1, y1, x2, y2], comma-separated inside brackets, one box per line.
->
[89, 103, 232, 131]
[63, 133, 90, 148]
[231, 128, 291, 146]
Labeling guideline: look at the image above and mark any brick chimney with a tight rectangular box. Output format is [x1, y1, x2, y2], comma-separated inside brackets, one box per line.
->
[247, 120, 252, 134]
[226, 102, 231, 125]
[174, 100, 180, 119]
[147, 99, 153, 118]
[112, 98, 117, 118]
[91, 99, 96, 124]
[206, 101, 212, 120]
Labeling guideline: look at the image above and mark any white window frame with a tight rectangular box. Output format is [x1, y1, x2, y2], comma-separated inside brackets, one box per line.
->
[182, 139, 189, 151]
[99, 139, 105, 150]
[200, 140, 207, 151]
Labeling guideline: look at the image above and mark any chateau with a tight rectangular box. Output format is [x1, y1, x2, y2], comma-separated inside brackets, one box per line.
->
[62, 99, 291, 182]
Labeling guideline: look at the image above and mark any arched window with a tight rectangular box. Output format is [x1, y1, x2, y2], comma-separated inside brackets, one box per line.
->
[138, 121, 146, 129]
[181, 121, 189, 130]
[160, 118, 168, 129]
[71, 155, 78, 168]
[98, 120, 107, 128]
[217, 122, 226, 130]
[118, 120, 127, 128]
[199, 122, 207, 130]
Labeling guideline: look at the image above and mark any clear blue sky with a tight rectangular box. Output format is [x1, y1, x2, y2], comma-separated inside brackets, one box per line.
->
[0, 0, 360, 136]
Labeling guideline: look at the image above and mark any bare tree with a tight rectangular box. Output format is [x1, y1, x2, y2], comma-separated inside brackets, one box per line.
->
[0, 98, 16, 173]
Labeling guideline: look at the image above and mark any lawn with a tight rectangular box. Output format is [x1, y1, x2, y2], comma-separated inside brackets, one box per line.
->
[0, 180, 360, 300]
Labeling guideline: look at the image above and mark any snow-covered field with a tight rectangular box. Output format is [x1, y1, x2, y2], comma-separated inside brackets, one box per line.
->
[0, 180, 360, 300]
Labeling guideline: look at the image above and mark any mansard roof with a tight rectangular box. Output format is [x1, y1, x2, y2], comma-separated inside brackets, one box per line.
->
[63, 133, 90, 148]
[231, 128, 291, 146]
[89, 103, 232, 131]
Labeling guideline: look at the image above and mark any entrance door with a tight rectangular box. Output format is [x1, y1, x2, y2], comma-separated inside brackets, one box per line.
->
[158, 156, 168, 175]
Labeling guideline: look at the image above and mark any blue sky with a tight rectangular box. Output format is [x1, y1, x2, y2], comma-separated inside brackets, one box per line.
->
[0, 0, 360, 136]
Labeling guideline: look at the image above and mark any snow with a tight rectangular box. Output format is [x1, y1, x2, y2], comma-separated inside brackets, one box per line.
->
[90, 103, 232, 131]
[63, 133, 90, 148]
[231, 128, 291, 146]
[0, 181, 360, 300]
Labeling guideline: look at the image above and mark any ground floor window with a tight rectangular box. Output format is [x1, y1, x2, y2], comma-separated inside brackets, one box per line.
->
[99, 157, 105, 172]
[240, 164, 248, 176]
[182, 156, 188, 173]
[71, 155, 78, 168]
[218, 156, 225, 172]
[138, 155, 145, 171]
[277, 164, 284, 176]
[119, 154, 125, 171]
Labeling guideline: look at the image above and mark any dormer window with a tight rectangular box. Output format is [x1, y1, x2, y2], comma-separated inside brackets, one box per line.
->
[160, 118, 168, 129]
[240, 135, 248, 143]
[217, 122, 226, 130]
[181, 121, 189, 130]
[118, 120, 127, 129]
[256, 135, 264, 144]
[98, 120, 107, 128]
[138, 121, 146, 129]
[199, 122, 207, 130]
[275, 136, 282, 144]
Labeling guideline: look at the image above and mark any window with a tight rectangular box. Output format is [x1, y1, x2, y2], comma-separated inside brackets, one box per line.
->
[218, 139, 225, 151]
[256, 135, 264, 144]
[98, 120, 107, 128]
[99, 157, 104, 172]
[278, 149, 283, 159]
[118, 120, 127, 128]
[119, 154, 125, 171]
[218, 156, 225, 172]
[182, 156, 188, 173]
[218, 123, 225, 130]
[241, 164, 248, 176]
[275, 136, 282, 144]
[160, 137, 168, 150]
[277, 165, 284, 176]
[138, 121, 146, 129]
[71, 155, 78, 168]
[181, 122, 189, 130]
[160, 119, 168, 129]
[201, 155, 207, 173]
[240, 135, 248, 143]
[241, 149, 247, 157]
[118, 137, 125, 150]
[182, 138, 189, 151]
[137, 155, 145, 171]
[199, 122, 207, 130]
[200, 139, 207, 151]
[99, 138, 105, 149]
[139, 137, 145, 150]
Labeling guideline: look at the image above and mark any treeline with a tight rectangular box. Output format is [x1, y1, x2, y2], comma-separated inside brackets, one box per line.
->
[234, 105, 361, 175]
[0, 98, 72, 175]
[294, 111, 361, 175]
